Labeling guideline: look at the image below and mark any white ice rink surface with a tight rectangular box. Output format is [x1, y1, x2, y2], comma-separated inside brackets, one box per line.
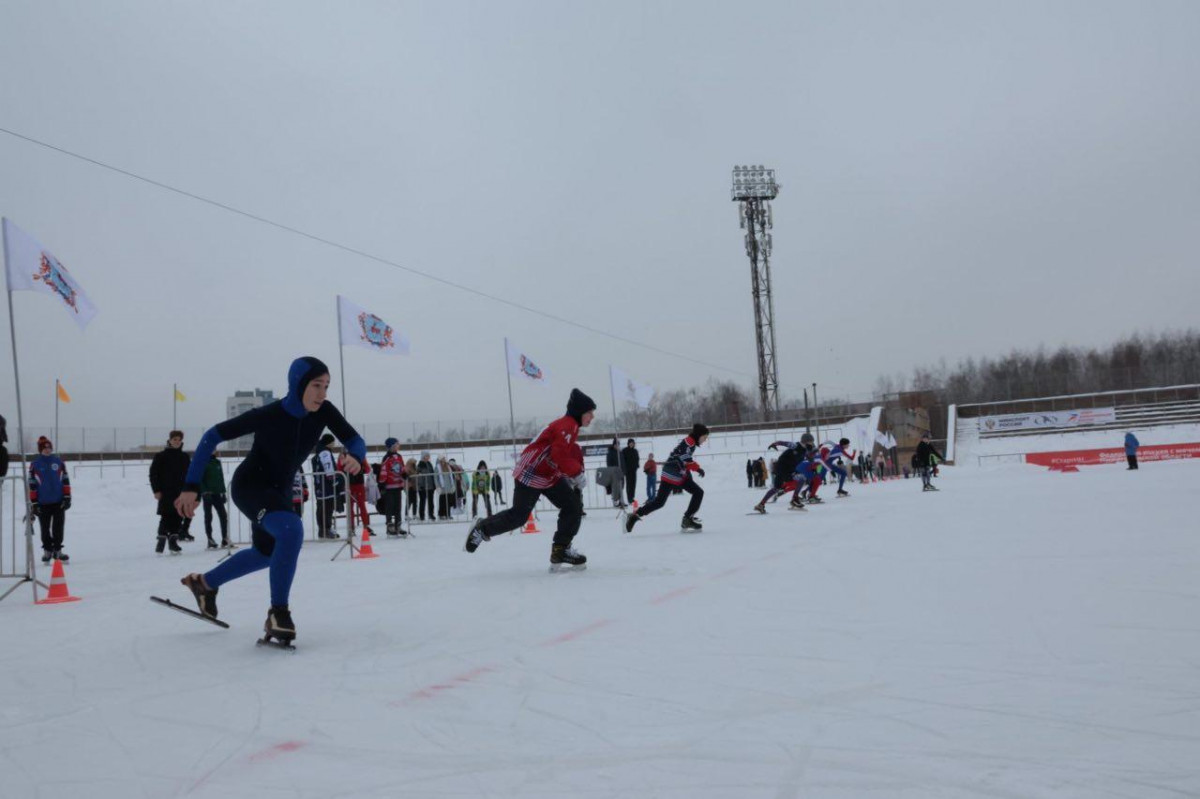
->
[2, 460, 1198, 798]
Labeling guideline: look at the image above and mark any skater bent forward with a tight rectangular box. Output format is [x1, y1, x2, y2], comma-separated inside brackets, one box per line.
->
[173, 357, 365, 644]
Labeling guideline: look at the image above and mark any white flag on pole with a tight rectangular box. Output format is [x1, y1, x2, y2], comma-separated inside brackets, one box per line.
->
[886, 432, 898, 448]
[338, 295, 410, 355]
[874, 430, 890, 448]
[505, 338, 549, 385]
[609, 365, 655, 409]
[3, 218, 98, 330]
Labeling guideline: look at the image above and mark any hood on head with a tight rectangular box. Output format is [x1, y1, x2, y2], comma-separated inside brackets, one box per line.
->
[283, 356, 330, 417]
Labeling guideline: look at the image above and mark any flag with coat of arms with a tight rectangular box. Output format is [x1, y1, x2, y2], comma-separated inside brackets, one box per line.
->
[338, 295, 410, 355]
[505, 338, 549, 385]
[3, 218, 98, 330]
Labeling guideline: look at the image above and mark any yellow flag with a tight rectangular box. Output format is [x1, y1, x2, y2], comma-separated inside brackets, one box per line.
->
[57, 382, 71, 403]
[174, 387, 187, 402]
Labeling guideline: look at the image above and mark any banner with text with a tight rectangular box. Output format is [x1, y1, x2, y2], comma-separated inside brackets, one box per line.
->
[977, 407, 1116, 434]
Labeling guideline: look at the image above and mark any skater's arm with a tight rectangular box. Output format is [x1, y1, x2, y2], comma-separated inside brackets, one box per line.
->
[323, 404, 367, 470]
[548, 419, 583, 477]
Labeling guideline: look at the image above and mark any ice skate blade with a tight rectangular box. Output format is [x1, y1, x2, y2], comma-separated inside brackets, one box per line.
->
[149, 596, 230, 629]
[256, 636, 297, 652]
[548, 563, 587, 573]
[680, 528, 703, 533]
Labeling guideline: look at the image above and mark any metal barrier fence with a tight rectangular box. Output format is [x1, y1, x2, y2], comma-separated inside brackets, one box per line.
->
[0, 474, 36, 603]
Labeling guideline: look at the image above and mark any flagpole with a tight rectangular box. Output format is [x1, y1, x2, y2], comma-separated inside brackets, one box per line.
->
[173, 382, 177, 429]
[2, 217, 44, 603]
[504, 338, 517, 463]
[336, 297, 348, 414]
[608, 364, 621, 440]
[55, 379, 60, 446]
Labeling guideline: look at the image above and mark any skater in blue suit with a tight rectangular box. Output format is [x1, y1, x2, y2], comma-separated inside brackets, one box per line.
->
[173, 357, 365, 644]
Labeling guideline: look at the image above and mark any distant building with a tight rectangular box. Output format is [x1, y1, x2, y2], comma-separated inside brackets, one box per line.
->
[225, 389, 275, 448]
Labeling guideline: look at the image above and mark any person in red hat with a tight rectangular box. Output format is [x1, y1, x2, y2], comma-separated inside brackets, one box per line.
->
[29, 436, 71, 563]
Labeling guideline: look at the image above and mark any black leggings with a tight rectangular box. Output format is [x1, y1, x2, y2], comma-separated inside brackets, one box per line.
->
[636, 475, 703, 519]
[479, 479, 582, 547]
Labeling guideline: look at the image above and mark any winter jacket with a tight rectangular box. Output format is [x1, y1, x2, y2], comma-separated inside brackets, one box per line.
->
[660, 436, 702, 486]
[200, 457, 227, 495]
[379, 452, 406, 490]
[150, 446, 191, 513]
[415, 459, 436, 491]
[292, 471, 308, 504]
[1124, 433, 1140, 455]
[472, 470, 490, 494]
[772, 446, 800, 480]
[435, 462, 456, 493]
[513, 415, 583, 489]
[914, 440, 945, 468]
[30, 454, 70, 505]
[606, 445, 619, 468]
[311, 448, 339, 500]
[644, 458, 657, 476]
[620, 445, 639, 474]
[491, 471, 503, 493]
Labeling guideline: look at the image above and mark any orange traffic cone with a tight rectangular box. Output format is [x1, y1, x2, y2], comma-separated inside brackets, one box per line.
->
[36, 558, 81, 604]
[522, 513, 540, 534]
[354, 526, 380, 560]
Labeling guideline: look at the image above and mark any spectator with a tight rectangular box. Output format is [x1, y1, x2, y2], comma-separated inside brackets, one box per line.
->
[620, 438, 639, 505]
[30, 436, 71, 563]
[291, 469, 308, 517]
[745, 459, 754, 488]
[914, 433, 946, 491]
[436, 455, 456, 519]
[150, 430, 190, 554]
[339, 448, 372, 535]
[379, 438, 407, 536]
[492, 467, 505, 505]
[405, 457, 419, 516]
[0, 412, 9, 477]
[472, 460, 493, 518]
[449, 458, 467, 514]
[199, 453, 230, 549]
[1124, 432, 1140, 470]
[311, 434, 341, 539]
[644, 452, 658, 502]
[415, 451, 436, 520]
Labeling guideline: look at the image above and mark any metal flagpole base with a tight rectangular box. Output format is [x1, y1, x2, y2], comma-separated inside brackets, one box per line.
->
[330, 530, 359, 561]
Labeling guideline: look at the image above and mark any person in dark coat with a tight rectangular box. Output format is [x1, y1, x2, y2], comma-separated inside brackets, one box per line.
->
[914, 433, 946, 491]
[491, 468, 505, 505]
[150, 430, 191, 554]
[415, 451, 436, 520]
[0, 412, 9, 477]
[30, 436, 71, 562]
[620, 438, 640, 505]
[199, 454, 230, 548]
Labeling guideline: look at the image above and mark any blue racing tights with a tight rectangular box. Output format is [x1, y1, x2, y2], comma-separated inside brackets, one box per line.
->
[203, 511, 304, 607]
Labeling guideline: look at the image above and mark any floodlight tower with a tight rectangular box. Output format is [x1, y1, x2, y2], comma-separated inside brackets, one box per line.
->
[731, 165, 781, 417]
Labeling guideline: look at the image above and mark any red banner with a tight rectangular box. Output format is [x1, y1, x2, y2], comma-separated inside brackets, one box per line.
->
[1025, 442, 1200, 468]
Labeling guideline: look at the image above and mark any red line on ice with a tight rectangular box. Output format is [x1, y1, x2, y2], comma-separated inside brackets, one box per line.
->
[539, 618, 614, 646]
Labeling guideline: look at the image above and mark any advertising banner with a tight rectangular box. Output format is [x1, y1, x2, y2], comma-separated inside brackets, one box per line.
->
[977, 407, 1116, 434]
[1025, 442, 1200, 468]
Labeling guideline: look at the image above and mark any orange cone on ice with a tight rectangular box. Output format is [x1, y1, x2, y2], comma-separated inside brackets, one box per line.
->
[522, 513, 540, 534]
[36, 558, 81, 605]
[354, 526, 380, 559]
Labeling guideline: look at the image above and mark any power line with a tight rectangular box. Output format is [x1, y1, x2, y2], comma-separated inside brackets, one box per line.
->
[0, 125, 757, 380]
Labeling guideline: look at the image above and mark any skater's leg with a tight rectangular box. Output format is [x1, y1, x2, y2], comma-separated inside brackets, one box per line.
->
[635, 480, 673, 518]
[203, 495, 215, 540]
[483, 492, 492, 517]
[478, 482, 540, 538]
[204, 531, 271, 587]
[38, 507, 53, 553]
[624, 471, 636, 505]
[51, 506, 65, 552]
[541, 480, 584, 547]
[681, 478, 704, 517]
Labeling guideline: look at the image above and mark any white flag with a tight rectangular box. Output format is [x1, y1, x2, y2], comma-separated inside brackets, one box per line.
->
[610, 365, 655, 409]
[505, 338, 549, 385]
[338, 295, 410, 355]
[3, 218, 98, 330]
[874, 431, 889, 448]
[886, 432, 898, 448]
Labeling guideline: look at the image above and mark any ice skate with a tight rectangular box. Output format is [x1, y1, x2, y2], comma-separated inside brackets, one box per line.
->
[464, 520, 488, 553]
[624, 512, 640, 533]
[168, 535, 183, 555]
[181, 572, 218, 619]
[788, 498, 806, 511]
[42, 549, 52, 564]
[258, 605, 297, 651]
[752, 502, 766, 514]
[54, 548, 69, 563]
[680, 514, 703, 532]
[206, 539, 219, 550]
[836, 489, 850, 498]
[156, 535, 167, 555]
[549, 543, 587, 572]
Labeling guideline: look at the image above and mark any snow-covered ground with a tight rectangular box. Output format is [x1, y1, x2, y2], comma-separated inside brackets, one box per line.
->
[2, 458, 1198, 798]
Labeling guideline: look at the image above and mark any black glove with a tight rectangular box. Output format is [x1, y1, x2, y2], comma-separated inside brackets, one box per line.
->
[30, 503, 40, 517]
[697, 468, 706, 478]
[62, 496, 72, 511]
[768, 444, 778, 451]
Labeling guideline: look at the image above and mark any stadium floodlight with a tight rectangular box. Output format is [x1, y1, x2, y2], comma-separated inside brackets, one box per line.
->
[730, 164, 782, 416]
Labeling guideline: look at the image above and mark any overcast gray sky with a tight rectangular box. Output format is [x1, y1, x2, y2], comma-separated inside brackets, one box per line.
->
[2, 0, 1197, 433]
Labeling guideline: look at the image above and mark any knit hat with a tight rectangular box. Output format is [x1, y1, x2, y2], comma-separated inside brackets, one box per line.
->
[566, 388, 597, 423]
[37, 435, 52, 451]
[384, 437, 399, 449]
[319, 433, 335, 448]
[690, 423, 710, 441]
